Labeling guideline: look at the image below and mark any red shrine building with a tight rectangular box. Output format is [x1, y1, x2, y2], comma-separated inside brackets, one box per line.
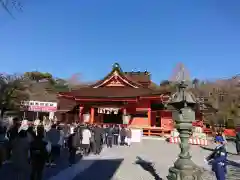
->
[57, 63, 202, 130]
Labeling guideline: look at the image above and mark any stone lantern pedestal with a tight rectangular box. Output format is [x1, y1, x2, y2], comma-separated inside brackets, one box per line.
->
[167, 81, 216, 180]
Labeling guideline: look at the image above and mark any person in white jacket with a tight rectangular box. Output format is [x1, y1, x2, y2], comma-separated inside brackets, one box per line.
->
[81, 127, 91, 155]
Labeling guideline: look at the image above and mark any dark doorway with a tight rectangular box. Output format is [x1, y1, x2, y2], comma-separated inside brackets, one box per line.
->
[103, 111, 123, 124]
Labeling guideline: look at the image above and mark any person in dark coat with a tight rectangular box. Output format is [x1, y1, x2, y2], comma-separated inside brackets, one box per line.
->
[100, 125, 104, 145]
[7, 119, 20, 160]
[120, 127, 126, 146]
[0, 126, 8, 167]
[89, 128, 96, 153]
[106, 125, 113, 148]
[12, 130, 30, 180]
[206, 136, 227, 180]
[46, 124, 60, 165]
[78, 124, 84, 143]
[30, 126, 48, 180]
[67, 128, 79, 165]
[235, 131, 240, 155]
[113, 125, 120, 145]
[104, 125, 109, 144]
[93, 125, 103, 154]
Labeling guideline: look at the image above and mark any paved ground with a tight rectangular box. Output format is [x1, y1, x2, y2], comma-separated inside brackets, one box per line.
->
[1, 139, 240, 180]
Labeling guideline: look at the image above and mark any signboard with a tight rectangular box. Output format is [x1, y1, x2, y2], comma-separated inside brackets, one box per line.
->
[130, 129, 142, 142]
[97, 108, 120, 114]
[21, 101, 57, 112]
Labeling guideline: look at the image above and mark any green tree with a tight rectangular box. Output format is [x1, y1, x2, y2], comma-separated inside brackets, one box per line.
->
[24, 71, 53, 82]
[42, 72, 52, 80]
[0, 73, 29, 117]
[52, 78, 70, 92]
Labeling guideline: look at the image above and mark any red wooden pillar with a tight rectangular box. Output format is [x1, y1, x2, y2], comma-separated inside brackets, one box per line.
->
[147, 108, 151, 127]
[90, 107, 94, 124]
[79, 106, 83, 123]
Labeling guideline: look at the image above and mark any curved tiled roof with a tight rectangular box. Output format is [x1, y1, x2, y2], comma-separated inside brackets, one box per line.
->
[60, 87, 154, 98]
[58, 63, 173, 99]
[91, 63, 144, 88]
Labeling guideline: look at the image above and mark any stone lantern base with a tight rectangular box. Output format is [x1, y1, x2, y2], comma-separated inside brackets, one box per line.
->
[167, 166, 216, 180]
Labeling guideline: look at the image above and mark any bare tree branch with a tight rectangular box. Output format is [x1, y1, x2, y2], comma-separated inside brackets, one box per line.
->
[0, 0, 23, 18]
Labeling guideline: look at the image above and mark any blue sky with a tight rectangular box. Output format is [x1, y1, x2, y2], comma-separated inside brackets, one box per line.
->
[0, 0, 240, 83]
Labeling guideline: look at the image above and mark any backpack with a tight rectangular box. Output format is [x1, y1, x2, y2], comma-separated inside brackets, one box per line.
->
[72, 133, 81, 148]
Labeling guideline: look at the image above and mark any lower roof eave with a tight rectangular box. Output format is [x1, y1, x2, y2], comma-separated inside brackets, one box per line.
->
[75, 97, 138, 102]
[57, 109, 71, 113]
[139, 96, 162, 99]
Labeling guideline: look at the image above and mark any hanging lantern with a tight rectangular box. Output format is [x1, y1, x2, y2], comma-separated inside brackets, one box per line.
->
[113, 109, 118, 114]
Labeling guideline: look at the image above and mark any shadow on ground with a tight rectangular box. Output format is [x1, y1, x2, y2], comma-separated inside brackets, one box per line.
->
[200, 146, 238, 156]
[135, 156, 163, 180]
[73, 159, 124, 180]
[227, 160, 240, 168]
[43, 149, 83, 179]
[0, 148, 83, 180]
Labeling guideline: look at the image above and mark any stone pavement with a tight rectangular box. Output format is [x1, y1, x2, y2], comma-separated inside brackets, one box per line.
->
[1, 139, 240, 180]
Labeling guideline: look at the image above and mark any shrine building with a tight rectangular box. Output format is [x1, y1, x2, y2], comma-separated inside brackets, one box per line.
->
[57, 63, 202, 130]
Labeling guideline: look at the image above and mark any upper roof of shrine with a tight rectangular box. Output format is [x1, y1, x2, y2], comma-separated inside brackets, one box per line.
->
[58, 63, 168, 100]
[91, 63, 150, 88]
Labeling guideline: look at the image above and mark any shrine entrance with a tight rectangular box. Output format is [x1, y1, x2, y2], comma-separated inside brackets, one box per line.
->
[97, 107, 123, 124]
[103, 112, 123, 124]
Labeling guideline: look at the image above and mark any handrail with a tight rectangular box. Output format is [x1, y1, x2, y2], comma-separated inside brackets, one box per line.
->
[142, 127, 172, 137]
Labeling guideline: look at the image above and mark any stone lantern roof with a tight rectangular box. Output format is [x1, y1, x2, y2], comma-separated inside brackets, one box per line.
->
[169, 81, 196, 107]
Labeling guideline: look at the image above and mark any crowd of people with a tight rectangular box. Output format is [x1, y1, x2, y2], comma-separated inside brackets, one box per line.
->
[1, 117, 239, 180]
[0, 118, 132, 180]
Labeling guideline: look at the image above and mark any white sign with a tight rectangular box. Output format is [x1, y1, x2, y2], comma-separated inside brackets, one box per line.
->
[130, 129, 142, 142]
[21, 101, 57, 112]
[98, 108, 120, 114]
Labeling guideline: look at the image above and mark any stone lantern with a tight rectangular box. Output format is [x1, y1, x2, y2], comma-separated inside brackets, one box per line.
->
[167, 80, 215, 180]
